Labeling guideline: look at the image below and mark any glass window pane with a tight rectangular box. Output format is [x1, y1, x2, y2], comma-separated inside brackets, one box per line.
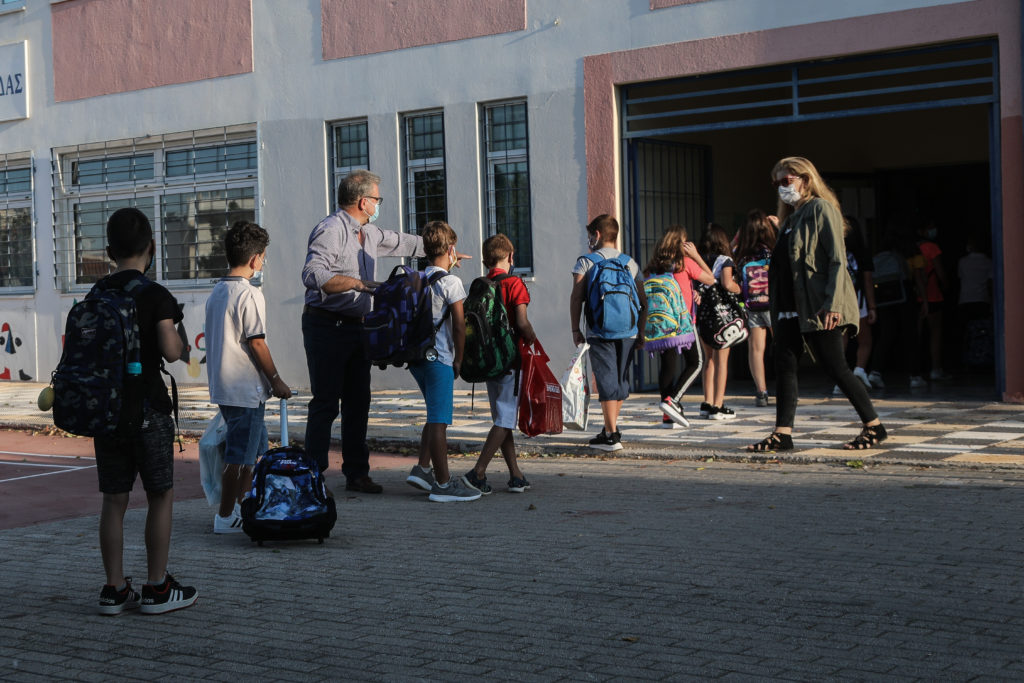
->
[0, 207, 32, 287]
[494, 162, 532, 269]
[161, 187, 255, 280]
[73, 154, 154, 186]
[165, 143, 257, 177]
[334, 122, 369, 168]
[0, 167, 31, 195]
[488, 102, 527, 153]
[412, 170, 446, 233]
[73, 198, 152, 284]
[409, 113, 444, 160]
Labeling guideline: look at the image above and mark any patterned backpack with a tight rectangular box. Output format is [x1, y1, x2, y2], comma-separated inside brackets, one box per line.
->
[51, 273, 150, 437]
[362, 265, 450, 368]
[642, 274, 696, 353]
[739, 247, 771, 311]
[461, 273, 518, 383]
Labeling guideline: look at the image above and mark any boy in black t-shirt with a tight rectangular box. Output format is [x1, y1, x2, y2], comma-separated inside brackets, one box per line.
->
[94, 208, 198, 616]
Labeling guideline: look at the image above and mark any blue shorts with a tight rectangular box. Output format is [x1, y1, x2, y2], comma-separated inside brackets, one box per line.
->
[587, 337, 634, 401]
[219, 403, 268, 466]
[408, 360, 454, 425]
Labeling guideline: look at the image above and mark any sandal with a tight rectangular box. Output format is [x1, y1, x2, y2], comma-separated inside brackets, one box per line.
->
[844, 424, 888, 450]
[746, 432, 794, 453]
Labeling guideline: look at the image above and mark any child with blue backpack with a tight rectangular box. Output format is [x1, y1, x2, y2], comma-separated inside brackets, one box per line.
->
[403, 221, 480, 502]
[569, 214, 647, 451]
[460, 234, 537, 494]
[642, 225, 715, 428]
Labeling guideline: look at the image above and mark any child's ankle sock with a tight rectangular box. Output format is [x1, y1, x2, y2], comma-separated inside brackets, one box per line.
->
[146, 574, 166, 586]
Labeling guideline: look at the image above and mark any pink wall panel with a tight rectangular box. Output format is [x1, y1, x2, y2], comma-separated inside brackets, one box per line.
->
[651, 0, 711, 8]
[322, 0, 526, 60]
[52, 0, 253, 102]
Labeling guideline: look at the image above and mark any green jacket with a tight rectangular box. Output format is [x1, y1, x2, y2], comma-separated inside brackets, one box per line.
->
[770, 197, 859, 334]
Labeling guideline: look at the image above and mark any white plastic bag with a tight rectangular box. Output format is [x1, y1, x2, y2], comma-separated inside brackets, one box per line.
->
[198, 411, 227, 506]
[560, 343, 590, 431]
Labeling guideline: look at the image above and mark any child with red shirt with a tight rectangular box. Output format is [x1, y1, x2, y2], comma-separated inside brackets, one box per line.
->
[461, 234, 537, 493]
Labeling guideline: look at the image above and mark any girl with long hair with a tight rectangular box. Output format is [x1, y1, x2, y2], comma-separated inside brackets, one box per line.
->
[698, 223, 742, 420]
[643, 225, 715, 427]
[748, 156, 888, 452]
[734, 208, 777, 406]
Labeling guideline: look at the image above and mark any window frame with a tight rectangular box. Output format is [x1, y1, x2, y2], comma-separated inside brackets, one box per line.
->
[401, 110, 448, 238]
[481, 99, 533, 274]
[0, 152, 35, 295]
[327, 118, 369, 212]
[51, 125, 259, 293]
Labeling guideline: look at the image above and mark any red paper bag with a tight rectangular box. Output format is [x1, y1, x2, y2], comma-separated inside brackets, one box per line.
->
[518, 339, 564, 437]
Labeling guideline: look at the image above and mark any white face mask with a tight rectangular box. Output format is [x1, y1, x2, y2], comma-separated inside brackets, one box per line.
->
[778, 183, 802, 206]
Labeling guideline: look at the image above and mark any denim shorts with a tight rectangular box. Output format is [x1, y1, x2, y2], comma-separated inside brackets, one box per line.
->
[486, 371, 519, 429]
[587, 337, 634, 401]
[747, 309, 772, 329]
[408, 360, 454, 425]
[94, 409, 175, 495]
[219, 403, 268, 466]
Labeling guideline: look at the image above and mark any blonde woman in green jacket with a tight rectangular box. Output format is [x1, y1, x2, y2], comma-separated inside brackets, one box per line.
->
[747, 157, 888, 452]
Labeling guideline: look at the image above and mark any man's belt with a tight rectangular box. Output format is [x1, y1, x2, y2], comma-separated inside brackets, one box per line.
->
[303, 304, 363, 325]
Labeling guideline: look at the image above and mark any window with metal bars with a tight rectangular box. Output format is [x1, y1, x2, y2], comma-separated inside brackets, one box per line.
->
[482, 100, 532, 272]
[328, 119, 369, 210]
[51, 125, 258, 291]
[402, 111, 447, 237]
[0, 153, 33, 292]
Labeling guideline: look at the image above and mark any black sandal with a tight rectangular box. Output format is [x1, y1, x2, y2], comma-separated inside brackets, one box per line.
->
[746, 432, 794, 453]
[844, 424, 888, 450]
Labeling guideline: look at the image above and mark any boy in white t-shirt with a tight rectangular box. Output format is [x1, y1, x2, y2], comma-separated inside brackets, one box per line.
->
[205, 221, 292, 533]
[403, 221, 480, 502]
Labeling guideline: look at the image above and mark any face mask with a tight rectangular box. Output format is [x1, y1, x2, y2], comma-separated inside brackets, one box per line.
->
[447, 247, 459, 271]
[778, 183, 802, 206]
[365, 199, 380, 224]
[508, 256, 515, 277]
[588, 232, 600, 250]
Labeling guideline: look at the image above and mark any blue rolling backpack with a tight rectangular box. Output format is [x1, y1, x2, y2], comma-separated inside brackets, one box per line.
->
[240, 399, 337, 546]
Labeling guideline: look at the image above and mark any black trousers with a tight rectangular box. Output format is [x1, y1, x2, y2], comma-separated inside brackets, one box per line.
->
[301, 311, 371, 479]
[774, 318, 878, 429]
[658, 343, 704, 403]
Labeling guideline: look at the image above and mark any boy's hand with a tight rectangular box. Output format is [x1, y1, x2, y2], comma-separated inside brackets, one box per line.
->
[452, 361, 461, 380]
[572, 329, 585, 346]
[271, 377, 292, 399]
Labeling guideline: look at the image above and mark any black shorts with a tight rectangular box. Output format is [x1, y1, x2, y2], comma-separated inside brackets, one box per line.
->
[93, 409, 175, 495]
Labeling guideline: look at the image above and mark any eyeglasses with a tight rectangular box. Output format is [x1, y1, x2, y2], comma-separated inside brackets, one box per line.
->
[363, 196, 384, 206]
[773, 175, 801, 188]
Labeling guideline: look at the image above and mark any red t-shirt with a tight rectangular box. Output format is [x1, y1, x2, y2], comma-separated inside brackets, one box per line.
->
[672, 257, 704, 318]
[486, 268, 530, 328]
[918, 241, 943, 303]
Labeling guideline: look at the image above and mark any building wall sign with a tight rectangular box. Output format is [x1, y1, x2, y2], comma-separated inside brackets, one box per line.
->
[0, 41, 28, 122]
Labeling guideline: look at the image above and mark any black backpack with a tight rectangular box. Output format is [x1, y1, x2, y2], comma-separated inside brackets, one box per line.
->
[461, 274, 518, 383]
[51, 273, 151, 437]
[362, 266, 450, 368]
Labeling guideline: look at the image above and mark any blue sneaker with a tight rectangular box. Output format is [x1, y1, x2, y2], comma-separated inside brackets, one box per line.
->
[507, 476, 531, 493]
[461, 469, 492, 495]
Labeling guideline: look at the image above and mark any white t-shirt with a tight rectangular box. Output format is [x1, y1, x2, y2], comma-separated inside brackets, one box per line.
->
[205, 277, 272, 408]
[958, 252, 993, 305]
[424, 266, 467, 366]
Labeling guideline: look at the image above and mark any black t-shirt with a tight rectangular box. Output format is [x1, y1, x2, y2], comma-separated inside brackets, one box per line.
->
[771, 228, 797, 312]
[843, 227, 875, 293]
[97, 270, 182, 415]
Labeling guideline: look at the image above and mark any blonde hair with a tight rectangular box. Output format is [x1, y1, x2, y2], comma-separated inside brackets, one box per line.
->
[771, 156, 840, 221]
[643, 224, 688, 276]
[421, 220, 457, 259]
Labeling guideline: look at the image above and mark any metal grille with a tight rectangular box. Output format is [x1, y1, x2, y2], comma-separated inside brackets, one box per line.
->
[51, 124, 258, 292]
[0, 152, 33, 292]
[328, 119, 369, 210]
[482, 101, 532, 272]
[402, 111, 447, 237]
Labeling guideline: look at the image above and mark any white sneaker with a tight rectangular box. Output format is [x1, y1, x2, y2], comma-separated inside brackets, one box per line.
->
[832, 384, 843, 396]
[853, 367, 872, 390]
[930, 368, 952, 381]
[910, 375, 927, 389]
[213, 512, 244, 534]
[868, 371, 885, 389]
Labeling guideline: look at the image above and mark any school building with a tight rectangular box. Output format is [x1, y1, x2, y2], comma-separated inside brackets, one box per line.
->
[0, 0, 1020, 400]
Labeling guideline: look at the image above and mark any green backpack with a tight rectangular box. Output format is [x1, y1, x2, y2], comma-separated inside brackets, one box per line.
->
[461, 274, 518, 383]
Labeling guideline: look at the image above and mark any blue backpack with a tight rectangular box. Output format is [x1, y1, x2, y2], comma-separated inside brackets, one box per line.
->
[51, 273, 150, 437]
[362, 265, 450, 368]
[642, 273, 695, 353]
[583, 253, 640, 340]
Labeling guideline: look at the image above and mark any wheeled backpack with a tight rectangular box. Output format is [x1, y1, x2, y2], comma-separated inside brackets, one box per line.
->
[241, 400, 337, 546]
[461, 273, 518, 383]
[362, 265, 450, 368]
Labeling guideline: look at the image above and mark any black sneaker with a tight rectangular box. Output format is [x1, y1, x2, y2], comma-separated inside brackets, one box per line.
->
[717, 405, 737, 420]
[140, 573, 198, 615]
[699, 402, 713, 418]
[98, 578, 141, 616]
[461, 469, 492, 495]
[588, 429, 623, 452]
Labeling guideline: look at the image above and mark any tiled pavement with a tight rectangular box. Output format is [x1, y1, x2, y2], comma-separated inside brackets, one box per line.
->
[1, 381, 1022, 468]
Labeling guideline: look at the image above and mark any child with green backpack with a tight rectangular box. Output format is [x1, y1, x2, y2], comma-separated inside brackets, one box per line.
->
[460, 234, 536, 494]
[643, 225, 715, 428]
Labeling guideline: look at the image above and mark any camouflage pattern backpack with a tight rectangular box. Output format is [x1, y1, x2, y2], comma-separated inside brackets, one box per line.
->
[52, 273, 150, 437]
[461, 273, 518, 383]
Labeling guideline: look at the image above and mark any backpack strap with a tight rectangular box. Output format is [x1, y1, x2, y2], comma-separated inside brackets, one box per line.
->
[426, 270, 453, 331]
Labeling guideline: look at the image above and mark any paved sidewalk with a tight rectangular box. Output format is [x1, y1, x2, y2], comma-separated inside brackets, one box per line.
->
[1, 459, 1022, 680]
[2, 381, 1022, 468]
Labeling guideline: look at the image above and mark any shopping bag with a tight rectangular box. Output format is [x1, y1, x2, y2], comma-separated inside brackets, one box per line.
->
[198, 410, 227, 506]
[560, 343, 590, 431]
[518, 339, 564, 437]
